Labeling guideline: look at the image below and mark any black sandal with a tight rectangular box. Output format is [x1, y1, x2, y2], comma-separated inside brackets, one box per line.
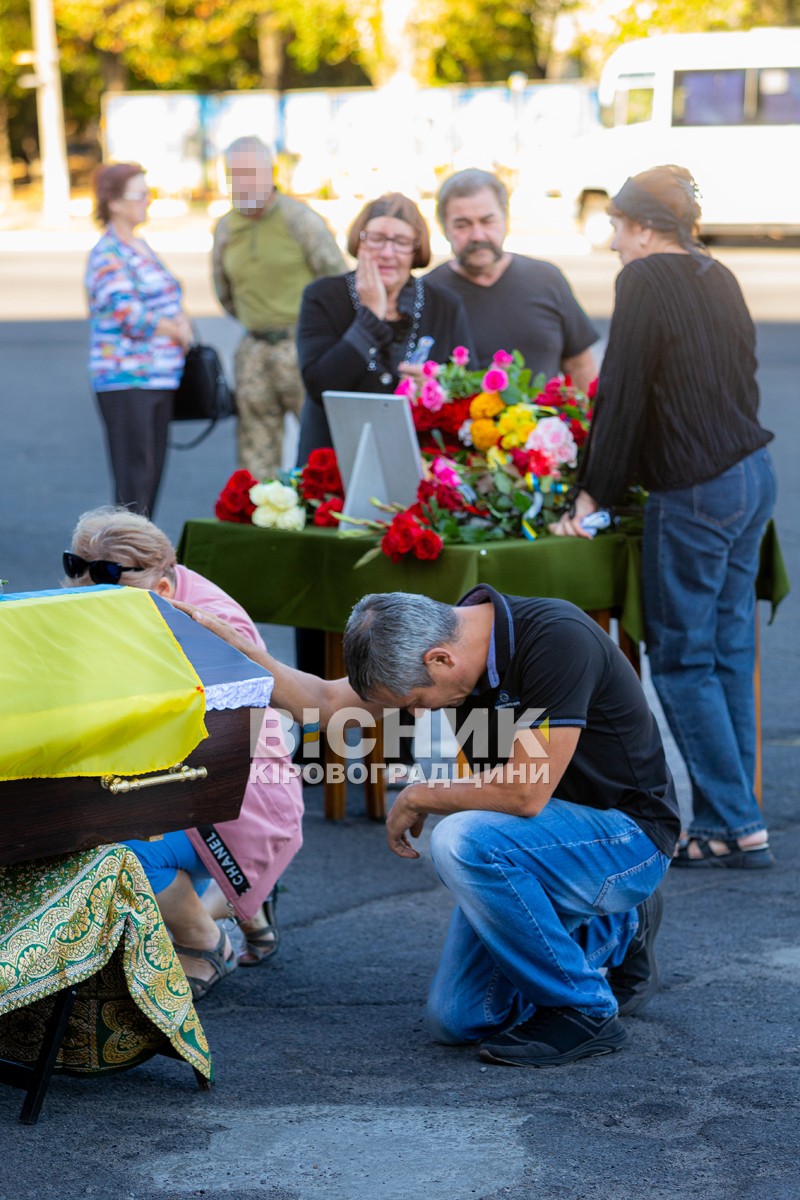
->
[672, 837, 775, 869]
[240, 886, 280, 967]
[172, 928, 238, 1000]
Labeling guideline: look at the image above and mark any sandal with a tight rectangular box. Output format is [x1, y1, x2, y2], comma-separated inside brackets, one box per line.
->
[239, 887, 280, 967]
[672, 837, 775, 870]
[173, 928, 238, 1000]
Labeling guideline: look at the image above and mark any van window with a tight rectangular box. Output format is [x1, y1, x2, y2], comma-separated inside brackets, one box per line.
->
[673, 69, 746, 126]
[607, 73, 654, 127]
[756, 67, 800, 123]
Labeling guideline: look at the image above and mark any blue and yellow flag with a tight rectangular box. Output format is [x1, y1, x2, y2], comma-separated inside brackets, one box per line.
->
[0, 587, 207, 780]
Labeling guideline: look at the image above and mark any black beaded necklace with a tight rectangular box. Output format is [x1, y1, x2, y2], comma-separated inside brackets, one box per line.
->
[345, 272, 425, 386]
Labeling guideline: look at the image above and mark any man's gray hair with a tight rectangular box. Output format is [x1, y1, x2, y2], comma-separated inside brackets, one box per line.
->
[436, 168, 509, 227]
[224, 136, 273, 169]
[344, 593, 460, 701]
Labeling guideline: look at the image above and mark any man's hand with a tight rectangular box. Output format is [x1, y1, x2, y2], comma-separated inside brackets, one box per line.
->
[171, 599, 257, 657]
[386, 785, 428, 859]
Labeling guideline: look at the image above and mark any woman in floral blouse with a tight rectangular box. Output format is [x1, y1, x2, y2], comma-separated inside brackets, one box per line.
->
[85, 163, 192, 515]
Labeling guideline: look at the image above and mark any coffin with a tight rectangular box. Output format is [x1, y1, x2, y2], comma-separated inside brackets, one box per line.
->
[0, 589, 271, 866]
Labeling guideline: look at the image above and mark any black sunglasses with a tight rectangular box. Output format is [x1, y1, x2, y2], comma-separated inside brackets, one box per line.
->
[63, 551, 146, 586]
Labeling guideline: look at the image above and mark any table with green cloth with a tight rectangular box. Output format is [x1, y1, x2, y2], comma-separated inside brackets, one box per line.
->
[177, 519, 788, 817]
[178, 523, 650, 638]
[177, 518, 787, 637]
[0, 845, 212, 1095]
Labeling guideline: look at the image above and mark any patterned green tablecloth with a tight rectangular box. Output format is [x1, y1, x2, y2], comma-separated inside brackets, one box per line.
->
[176, 520, 788, 644]
[0, 845, 211, 1078]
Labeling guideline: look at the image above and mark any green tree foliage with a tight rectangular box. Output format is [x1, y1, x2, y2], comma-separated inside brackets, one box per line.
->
[412, 0, 574, 83]
[595, 0, 800, 55]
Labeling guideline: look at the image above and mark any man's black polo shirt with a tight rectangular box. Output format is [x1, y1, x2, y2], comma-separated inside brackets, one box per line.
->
[454, 586, 680, 856]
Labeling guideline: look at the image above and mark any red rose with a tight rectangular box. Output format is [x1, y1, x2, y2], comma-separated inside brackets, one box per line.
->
[417, 479, 463, 512]
[300, 450, 343, 500]
[587, 378, 598, 400]
[307, 448, 337, 470]
[215, 469, 258, 523]
[392, 514, 421, 554]
[413, 528, 444, 560]
[381, 528, 404, 562]
[313, 497, 343, 527]
[542, 377, 566, 406]
[569, 417, 588, 448]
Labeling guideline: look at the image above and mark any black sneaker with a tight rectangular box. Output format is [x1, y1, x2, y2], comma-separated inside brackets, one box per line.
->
[478, 1007, 627, 1068]
[607, 887, 664, 1017]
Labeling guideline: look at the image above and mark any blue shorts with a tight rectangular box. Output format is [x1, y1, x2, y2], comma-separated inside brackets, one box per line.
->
[124, 830, 210, 897]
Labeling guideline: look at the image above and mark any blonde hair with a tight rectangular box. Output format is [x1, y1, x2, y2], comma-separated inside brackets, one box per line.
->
[69, 506, 177, 591]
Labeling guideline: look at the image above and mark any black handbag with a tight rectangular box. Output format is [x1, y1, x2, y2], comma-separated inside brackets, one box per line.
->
[171, 342, 236, 448]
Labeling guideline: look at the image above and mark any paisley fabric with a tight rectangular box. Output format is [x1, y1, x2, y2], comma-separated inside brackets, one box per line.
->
[0, 844, 211, 1078]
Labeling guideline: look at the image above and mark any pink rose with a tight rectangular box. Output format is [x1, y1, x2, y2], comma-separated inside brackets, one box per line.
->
[420, 379, 445, 412]
[431, 456, 461, 489]
[492, 349, 514, 367]
[451, 346, 470, 367]
[422, 360, 440, 378]
[525, 416, 578, 468]
[482, 367, 509, 393]
[395, 377, 416, 398]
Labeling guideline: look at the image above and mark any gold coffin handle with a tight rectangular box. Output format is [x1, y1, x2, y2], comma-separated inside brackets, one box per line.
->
[100, 763, 208, 795]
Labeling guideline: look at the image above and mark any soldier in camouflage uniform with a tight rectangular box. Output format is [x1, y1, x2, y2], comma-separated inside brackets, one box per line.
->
[212, 137, 345, 479]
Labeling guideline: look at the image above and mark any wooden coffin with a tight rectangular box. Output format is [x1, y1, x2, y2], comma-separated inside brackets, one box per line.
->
[0, 592, 271, 867]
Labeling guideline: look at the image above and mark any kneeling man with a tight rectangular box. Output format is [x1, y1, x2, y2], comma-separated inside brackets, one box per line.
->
[184, 586, 678, 1067]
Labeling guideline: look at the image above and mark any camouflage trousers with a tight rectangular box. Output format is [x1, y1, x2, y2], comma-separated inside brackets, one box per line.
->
[235, 333, 305, 479]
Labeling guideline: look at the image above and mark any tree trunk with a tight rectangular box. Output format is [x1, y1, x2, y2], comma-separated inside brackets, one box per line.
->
[257, 14, 282, 90]
[0, 97, 13, 210]
[100, 50, 127, 95]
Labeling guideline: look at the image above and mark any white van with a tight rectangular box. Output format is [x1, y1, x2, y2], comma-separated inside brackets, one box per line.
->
[569, 29, 800, 242]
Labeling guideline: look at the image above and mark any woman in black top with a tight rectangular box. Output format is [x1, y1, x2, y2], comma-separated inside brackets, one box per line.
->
[552, 165, 776, 869]
[295, 192, 475, 462]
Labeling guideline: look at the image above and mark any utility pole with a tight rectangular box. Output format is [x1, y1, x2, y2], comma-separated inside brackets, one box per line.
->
[30, 0, 71, 224]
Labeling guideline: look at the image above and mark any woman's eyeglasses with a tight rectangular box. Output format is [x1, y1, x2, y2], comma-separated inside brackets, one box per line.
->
[63, 552, 146, 586]
[359, 230, 419, 254]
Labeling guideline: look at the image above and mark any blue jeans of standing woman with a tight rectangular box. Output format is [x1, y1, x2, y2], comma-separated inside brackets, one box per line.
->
[642, 447, 776, 842]
[425, 800, 670, 1043]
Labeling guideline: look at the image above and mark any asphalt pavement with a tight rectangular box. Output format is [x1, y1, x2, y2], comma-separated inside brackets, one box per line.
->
[0, 245, 798, 1198]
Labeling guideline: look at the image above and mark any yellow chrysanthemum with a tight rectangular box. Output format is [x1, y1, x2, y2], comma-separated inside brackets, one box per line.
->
[486, 445, 511, 470]
[496, 404, 536, 449]
[471, 418, 502, 451]
[469, 391, 505, 420]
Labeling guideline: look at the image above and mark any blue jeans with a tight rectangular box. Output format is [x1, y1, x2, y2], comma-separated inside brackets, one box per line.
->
[425, 800, 671, 1043]
[642, 447, 776, 841]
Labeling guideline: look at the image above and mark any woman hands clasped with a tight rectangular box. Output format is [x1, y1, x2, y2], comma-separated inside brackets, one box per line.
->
[157, 310, 193, 352]
[549, 490, 599, 539]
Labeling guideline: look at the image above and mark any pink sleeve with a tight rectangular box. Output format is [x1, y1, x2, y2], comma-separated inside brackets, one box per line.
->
[173, 566, 266, 652]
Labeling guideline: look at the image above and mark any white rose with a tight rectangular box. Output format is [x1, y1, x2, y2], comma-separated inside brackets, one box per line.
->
[249, 481, 298, 510]
[274, 506, 306, 532]
[251, 504, 278, 528]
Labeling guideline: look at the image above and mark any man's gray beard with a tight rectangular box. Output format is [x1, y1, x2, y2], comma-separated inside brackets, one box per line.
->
[456, 240, 504, 276]
[233, 193, 269, 215]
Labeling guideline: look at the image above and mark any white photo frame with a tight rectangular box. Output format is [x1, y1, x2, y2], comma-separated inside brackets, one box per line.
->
[322, 391, 424, 524]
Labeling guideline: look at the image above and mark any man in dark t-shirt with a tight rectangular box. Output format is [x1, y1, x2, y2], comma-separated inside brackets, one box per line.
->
[190, 585, 678, 1068]
[426, 168, 599, 385]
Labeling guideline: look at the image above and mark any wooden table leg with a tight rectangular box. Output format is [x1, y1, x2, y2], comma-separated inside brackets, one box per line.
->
[365, 721, 387, 821]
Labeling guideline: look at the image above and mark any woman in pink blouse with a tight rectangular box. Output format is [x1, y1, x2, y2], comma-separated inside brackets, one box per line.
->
[86, 163, 192, 516]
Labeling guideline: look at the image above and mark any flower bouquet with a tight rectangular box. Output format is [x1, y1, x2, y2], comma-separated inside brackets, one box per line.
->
[214, 349, 608, 566]
[214, 449, 345, 531]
